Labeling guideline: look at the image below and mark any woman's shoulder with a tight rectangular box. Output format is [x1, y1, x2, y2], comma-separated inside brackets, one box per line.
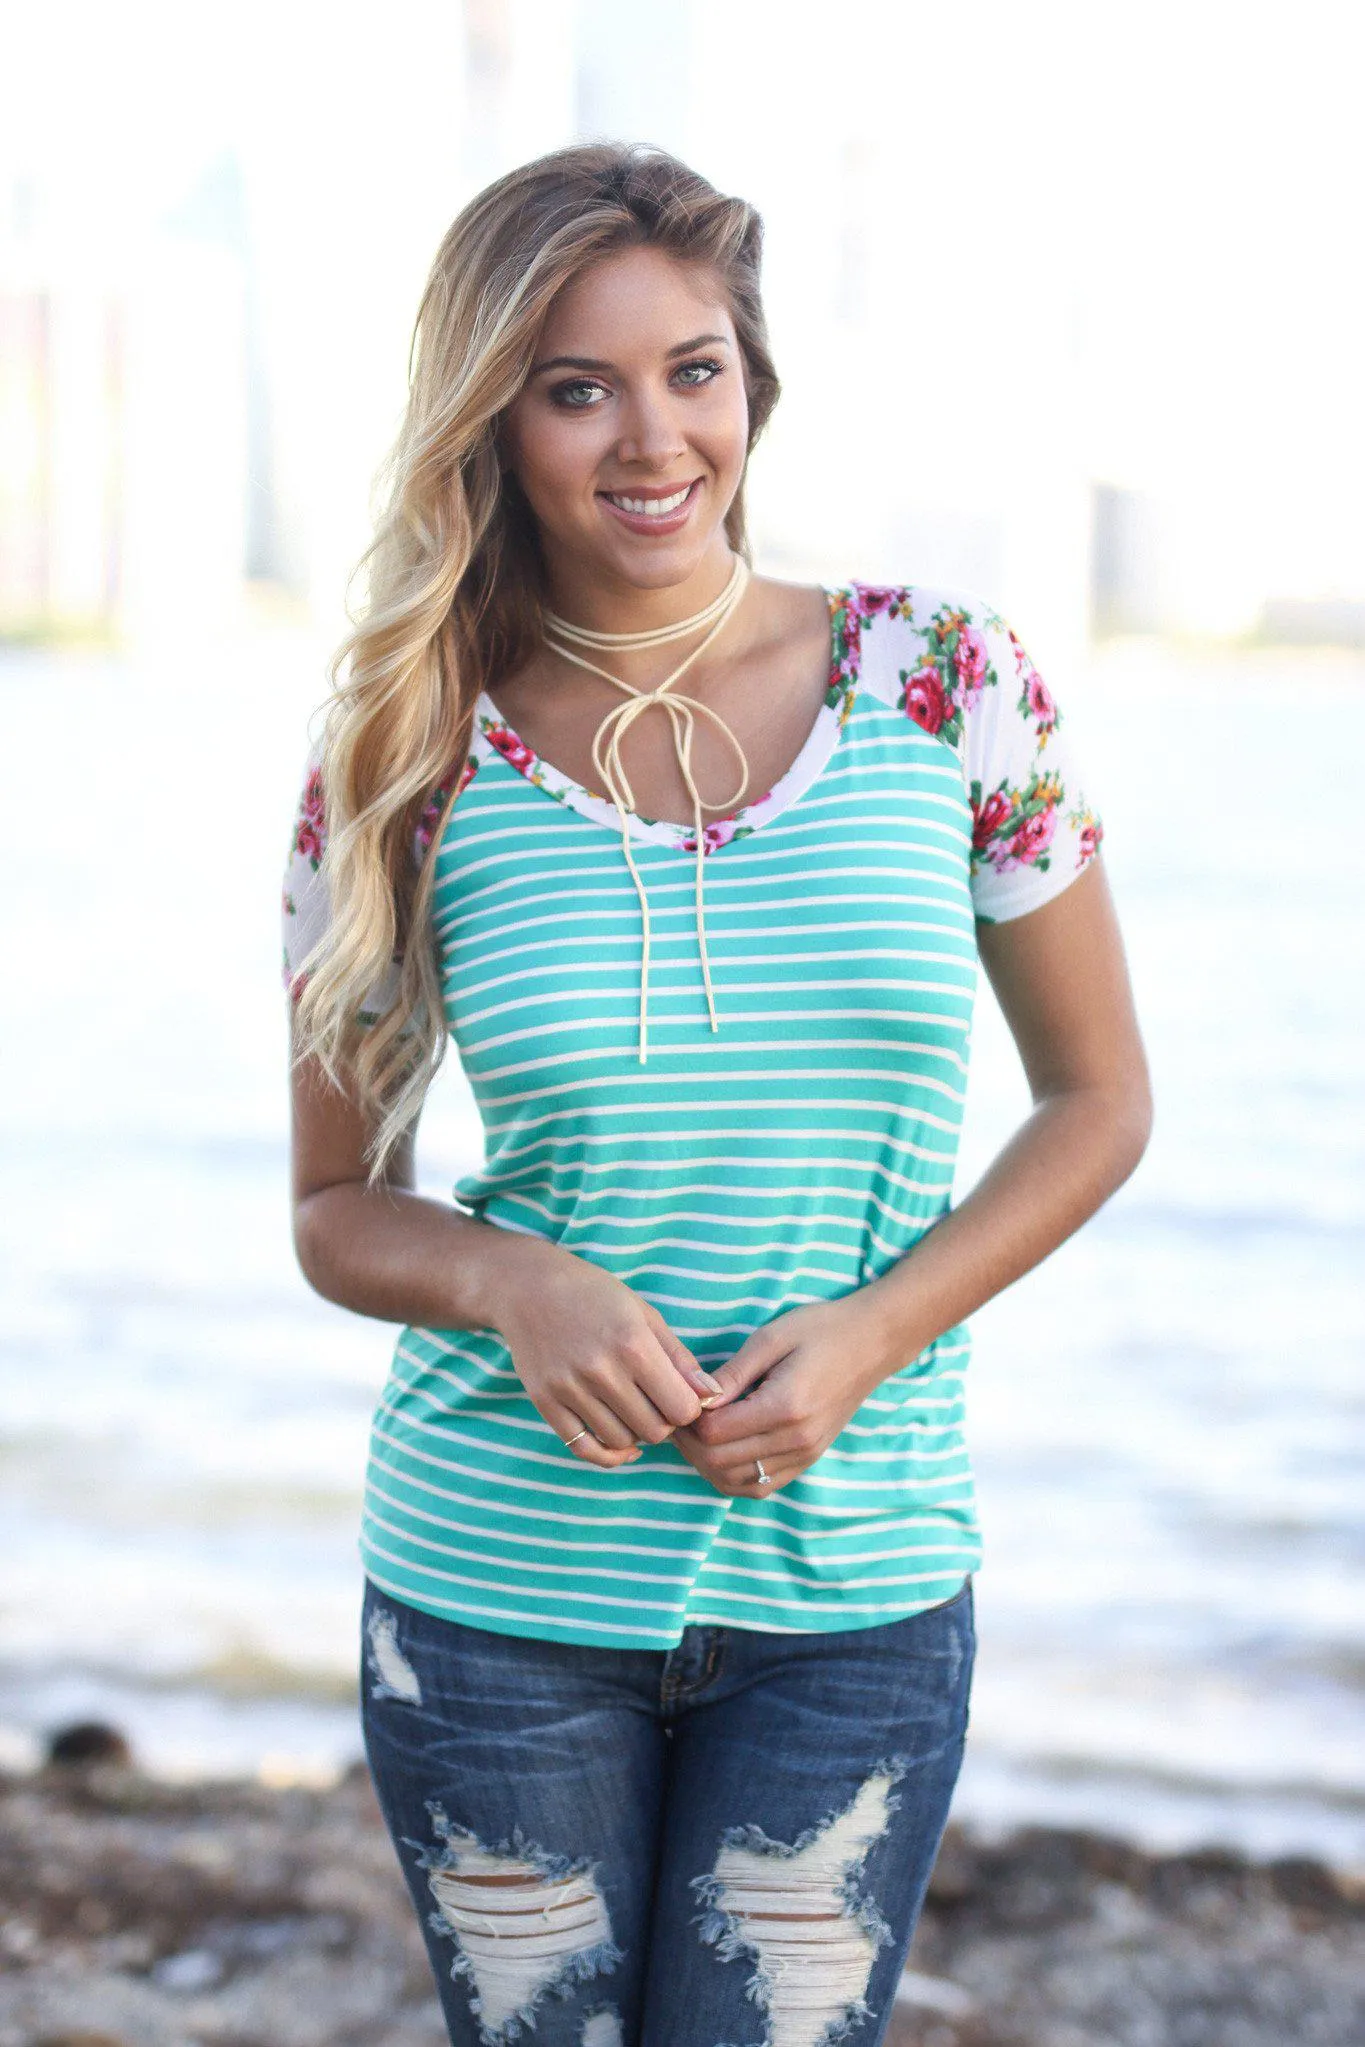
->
[832, 576, 1023, 731]
[835, 576, 1011, 644]
[827, 576, 1102, 908]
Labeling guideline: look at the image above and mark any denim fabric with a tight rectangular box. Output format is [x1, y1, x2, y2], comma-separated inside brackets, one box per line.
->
[360, 1575, 974, 2047]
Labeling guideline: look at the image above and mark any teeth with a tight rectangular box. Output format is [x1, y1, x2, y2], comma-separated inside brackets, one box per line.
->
[607, 484, 692, 516]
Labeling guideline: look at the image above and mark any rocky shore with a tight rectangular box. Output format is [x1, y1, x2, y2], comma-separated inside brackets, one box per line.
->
[1, 1739, 1362, 2047]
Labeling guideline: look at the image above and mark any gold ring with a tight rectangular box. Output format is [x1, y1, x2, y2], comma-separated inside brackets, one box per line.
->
[565, 1428, 591, 1448]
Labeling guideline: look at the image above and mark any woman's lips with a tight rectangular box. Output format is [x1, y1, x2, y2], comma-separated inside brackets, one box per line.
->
[597, 477, 702, 536]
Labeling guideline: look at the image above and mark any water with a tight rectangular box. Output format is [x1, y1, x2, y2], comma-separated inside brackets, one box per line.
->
[2, 623, 1362, 1868]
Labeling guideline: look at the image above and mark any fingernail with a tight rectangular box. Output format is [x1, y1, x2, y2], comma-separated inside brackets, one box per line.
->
[698, 1393, 723, 1408]
[699, 1373, 725, 1393]
[625, 1449, 643, 1461]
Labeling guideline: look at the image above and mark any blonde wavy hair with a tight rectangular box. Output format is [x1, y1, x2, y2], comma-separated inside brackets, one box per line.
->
[290, 141, 781, 1183]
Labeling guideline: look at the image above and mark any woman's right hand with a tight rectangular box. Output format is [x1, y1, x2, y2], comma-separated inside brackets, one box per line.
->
[496, 1252, 728, 1468]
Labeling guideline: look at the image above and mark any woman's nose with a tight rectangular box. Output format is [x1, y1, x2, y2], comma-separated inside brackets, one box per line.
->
[613, 389, 687, 469]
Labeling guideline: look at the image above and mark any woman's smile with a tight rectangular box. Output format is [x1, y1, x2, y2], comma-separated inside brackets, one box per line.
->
[597, 476, 703, 535]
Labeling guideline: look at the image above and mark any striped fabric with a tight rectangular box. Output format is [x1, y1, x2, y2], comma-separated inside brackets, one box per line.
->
[284, 581, 1102, 1647]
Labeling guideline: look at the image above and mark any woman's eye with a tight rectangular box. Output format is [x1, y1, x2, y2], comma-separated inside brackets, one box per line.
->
[548, 359, 723, 407]
[551, 379, 608, 409]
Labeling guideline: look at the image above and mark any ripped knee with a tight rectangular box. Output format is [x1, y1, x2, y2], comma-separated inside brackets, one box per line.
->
[691, 1769, 906, 2047]
[407, 1804, 624, 2043]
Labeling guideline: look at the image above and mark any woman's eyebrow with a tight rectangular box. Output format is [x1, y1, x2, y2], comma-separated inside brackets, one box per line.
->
[529, 333, 731, 377]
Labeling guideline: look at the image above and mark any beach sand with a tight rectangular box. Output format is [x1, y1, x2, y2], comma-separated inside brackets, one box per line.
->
[1, 1757, 1362, 2047]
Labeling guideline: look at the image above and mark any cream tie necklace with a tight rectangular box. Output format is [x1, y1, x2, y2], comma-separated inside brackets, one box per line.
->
[541, 553, 753, 1064]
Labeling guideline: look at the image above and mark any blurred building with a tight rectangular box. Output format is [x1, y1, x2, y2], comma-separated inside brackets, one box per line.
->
[1, 0, 1361, 670]
[1090, 484, 1166, 639]
[0, 273, 121, 634]
[0, 169, 250, 641]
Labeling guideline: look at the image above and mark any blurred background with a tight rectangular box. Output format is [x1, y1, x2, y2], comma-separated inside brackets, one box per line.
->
[2, 0, 1362, 1872]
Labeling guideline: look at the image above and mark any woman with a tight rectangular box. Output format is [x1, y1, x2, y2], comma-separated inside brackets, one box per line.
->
[282, 142, 1151, 2047]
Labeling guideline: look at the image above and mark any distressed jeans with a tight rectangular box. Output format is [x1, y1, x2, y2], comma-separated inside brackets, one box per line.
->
[360, 1575, 975, 2047]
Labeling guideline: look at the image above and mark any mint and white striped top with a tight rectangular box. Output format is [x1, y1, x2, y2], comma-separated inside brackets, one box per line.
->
[281, 582, 1103, 1647]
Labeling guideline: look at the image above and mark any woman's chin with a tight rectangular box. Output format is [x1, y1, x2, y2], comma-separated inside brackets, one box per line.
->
[588, 521, 735, 592]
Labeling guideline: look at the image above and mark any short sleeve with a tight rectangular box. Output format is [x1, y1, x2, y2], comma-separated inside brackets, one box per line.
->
[280, 746, 403, 1025]
[960, 611, 1104, 923]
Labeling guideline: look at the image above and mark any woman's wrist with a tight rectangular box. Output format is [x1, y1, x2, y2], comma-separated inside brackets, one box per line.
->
[842, 1274, 938, 1385]
[458, 1221, 576, 1337]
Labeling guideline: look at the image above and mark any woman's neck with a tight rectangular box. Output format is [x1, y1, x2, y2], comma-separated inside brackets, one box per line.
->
[541, 540, 740, 640]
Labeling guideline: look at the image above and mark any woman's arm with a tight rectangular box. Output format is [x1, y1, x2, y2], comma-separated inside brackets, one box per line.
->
[288, 1029, 721, 1464]
[290, 1035, 554, 1331]
[674, 854, 1151, 1493]
[851, 852, 1151, 1360]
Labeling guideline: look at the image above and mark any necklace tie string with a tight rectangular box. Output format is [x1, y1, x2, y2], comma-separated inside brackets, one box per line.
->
[541, 554, 753, 1064]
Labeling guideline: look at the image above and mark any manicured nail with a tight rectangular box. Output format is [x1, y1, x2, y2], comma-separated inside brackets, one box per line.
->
[699, 1373, 725, 1393]
[698, 1393, 723, 1408]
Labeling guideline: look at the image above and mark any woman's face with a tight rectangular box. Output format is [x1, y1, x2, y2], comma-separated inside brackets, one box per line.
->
[500, 244, 750, 599]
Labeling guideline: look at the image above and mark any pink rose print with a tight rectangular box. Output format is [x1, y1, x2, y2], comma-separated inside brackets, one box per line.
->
[415, 754, 479, 853]
[1025, 668, 1058, 736]
[837, 612, 862, 679]
[1078, 817, 1104, 863]
[488, 723, 537, 775]
[828, 588, 866, 687]
[852, 585, 902, 620]
[1002, 805, 1057, 868]
[902, 663, 949, 735]
[295, 765, 326, 868]
[973, 771, 1066, 873]
[972, 788, 1013, 851]
[681, 815, 746, 856]
[1023, 667, 1055, 724]
[953, 623, 989, 700]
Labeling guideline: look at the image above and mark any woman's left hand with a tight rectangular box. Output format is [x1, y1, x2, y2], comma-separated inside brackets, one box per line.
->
[667, 1293, 911, 1497]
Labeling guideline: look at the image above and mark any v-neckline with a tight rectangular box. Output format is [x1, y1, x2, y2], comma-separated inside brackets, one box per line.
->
[471, 583, 858, 856]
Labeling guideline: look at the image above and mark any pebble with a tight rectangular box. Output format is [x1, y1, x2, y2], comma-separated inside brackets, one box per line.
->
[151, 1947, 224, 1991]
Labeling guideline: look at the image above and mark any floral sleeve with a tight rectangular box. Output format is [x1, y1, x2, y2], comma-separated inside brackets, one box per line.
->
[956, 610, 1104, 923]
[282, 747, 328, 1000]
[282, 744, 473, 1024]
[841, 582, 1103, 922]
[281, 746, 403, 1026]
